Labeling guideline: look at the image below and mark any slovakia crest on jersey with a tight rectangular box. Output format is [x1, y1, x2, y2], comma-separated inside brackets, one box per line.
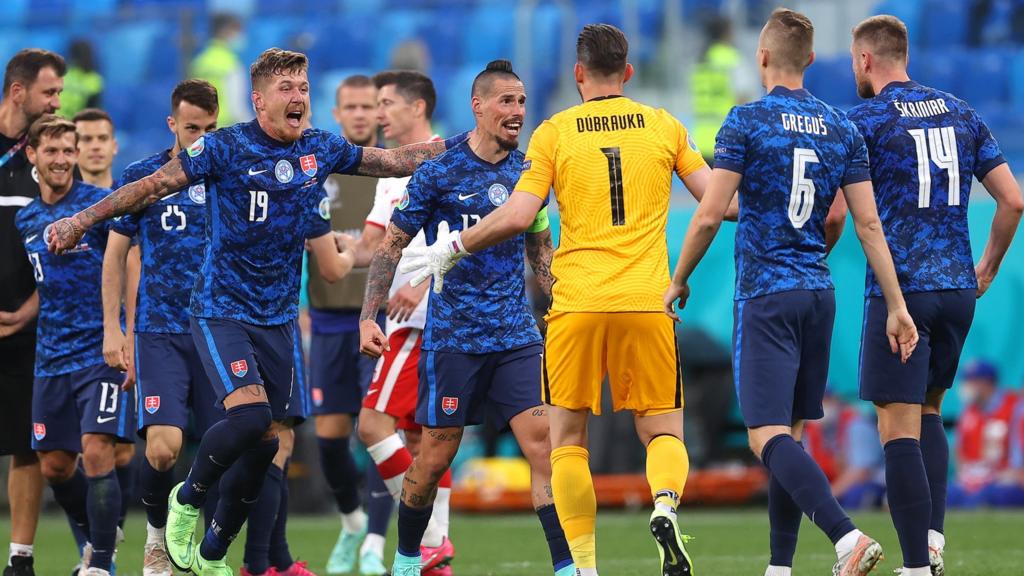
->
[230, 359, 249, 378]
[441, 396, 459, 416]
[312, 388, 324, 407]
[187, 183, 206, 204]
[33, 423, 46, 441]
[144, 396, 161, 414]
[299, 154, 318, 177]
[488, 183, 509, 206]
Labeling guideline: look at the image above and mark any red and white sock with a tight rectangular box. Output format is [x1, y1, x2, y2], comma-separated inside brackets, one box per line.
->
[366, 434, 412, 500]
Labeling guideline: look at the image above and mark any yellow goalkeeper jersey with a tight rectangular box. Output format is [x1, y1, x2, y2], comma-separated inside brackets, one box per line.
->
[516, 95, 707, 312]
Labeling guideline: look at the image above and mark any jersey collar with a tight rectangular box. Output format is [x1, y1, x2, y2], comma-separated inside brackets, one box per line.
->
[879, 80, 919, 96]
[585, 94, 625, 103]
[768, 86, 811, 99]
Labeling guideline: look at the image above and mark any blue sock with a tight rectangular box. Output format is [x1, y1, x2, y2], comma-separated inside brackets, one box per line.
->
[761, 434, 855, 545]
[768, 468, 802, 567]
[269, 460, 294, 571]
[179, 403, 272, 507]
[243, 464, 283, 574]
[536, 504, 573, 572]
[86, 470, 122, 571]
[920, 414, 948, 534]
[116, 461, 135, 528]
[366, 463, 394, 539]
[202, 479, 220, 534]
[885, 438, 931, 568]
[200, 436, 279, 561]
[317, 436, 362, 514]
[397, 501, 432, 557]
[53, 469, 90, 551]
[139, 458, 175, 529]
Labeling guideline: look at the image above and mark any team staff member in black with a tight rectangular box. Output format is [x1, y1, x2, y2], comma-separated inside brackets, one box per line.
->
[0, 48, 65, 576]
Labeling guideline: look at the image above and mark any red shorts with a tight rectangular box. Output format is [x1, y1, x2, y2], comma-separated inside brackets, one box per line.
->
[363, 328, 421, 430]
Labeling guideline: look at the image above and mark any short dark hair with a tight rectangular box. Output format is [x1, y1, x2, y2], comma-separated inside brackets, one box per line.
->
[3, 48, 66, 95]
[335, 74, 374, 105]
[762, 8, 815, 72]
[250, 48, 308, 91]
[852, 15, 909, 64]
[576, 24, 629, 78]
[471, 59, 521, 97]
[171, 79, 219, 115]
[72, 107, 114, 128]
[27, 114, 77, 148]
[373, 70, 436, 120]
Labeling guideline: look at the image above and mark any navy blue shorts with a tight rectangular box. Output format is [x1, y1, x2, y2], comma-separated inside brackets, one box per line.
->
[285, 324, 310, 426]
[859, 289, 975, 404]
[191, 317, 295, 422]
[32, 363, 136, 452]
[733, 290, 835, 428]
[308, 329, 375, 416]
[135, 332, 223, 435]
[417, 343, 543, 428]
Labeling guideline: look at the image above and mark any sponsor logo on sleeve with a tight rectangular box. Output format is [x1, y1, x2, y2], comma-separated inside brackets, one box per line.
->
[397, 190, 410, 211]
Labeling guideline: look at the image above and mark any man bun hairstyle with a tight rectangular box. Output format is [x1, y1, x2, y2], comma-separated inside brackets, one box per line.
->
[576, 24, 629, 78]
[762, 8, 815, 73]
[250, 48, 308, 91]
[852, 15, 909, 64]
[28, 113, 78, 148]
[172, 78, 219, 116]
[372, 70, 436, 120]
[471, 59, 522, 97]
[3, 48, 66, 95]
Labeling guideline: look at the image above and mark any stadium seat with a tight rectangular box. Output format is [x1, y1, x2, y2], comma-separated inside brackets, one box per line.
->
[920, 0, 967, 48]
[371, 9, 423, 70]
[239, 16, 305, 67]
[306, 19, 375, 70]
[95, 20, 164, 87]
[1011, 50, 1024, 110]
[443, 66, 480, 133]
[0, 0, 28, 26]
[915, 48, 960, 95]
[872, 0, 922, 46]
[959, 49, 1010, 110]
[804, 56, 858, 110]
[71, 0, 118, 22]
[462, 5, 514, 67]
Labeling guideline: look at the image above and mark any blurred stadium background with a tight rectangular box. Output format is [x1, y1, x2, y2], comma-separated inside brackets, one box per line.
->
[3, 0, 1024, 573]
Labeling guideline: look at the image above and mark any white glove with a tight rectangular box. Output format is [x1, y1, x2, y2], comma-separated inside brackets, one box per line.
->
[399, 220, 470, 293]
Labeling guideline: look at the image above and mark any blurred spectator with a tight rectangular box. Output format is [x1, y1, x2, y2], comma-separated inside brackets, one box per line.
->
[390, 38, 430, 73]
[948, 359, 1024, 507]
[59, 39, 103, 119]
[191, 13, 252, 126]
[803, 392, 885, 509]
[689, 16, 753, 164]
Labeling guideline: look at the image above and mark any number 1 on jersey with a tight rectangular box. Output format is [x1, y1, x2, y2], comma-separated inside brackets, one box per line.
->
[789, 148, 819, 229]
[601, 147, 625, 226]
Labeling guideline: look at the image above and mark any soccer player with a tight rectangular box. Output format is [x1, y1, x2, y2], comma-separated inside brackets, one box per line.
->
[47, 48, 466, 576]
[359, 59, 573, 576]
[309, 74, 392, 576]
[400, 26, 713, 576]
[0, 48, 64, 576]
[345, 70, 453, 575]
[847, 15, 1024, 576]
[100, 79, 221, 576]
[73, 108, 118, 188]
[663, 9, 918, 576]
[16, 115, 135, 576]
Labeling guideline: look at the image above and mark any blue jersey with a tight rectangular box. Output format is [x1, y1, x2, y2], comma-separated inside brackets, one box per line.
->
[714, 86, 871, 300]
[111, 150, 209, 334]
[391, 142, 541, 354]
[178, 120, 361, 325]
[848, 81, 1006, 297]
[16, 182, 110, 376]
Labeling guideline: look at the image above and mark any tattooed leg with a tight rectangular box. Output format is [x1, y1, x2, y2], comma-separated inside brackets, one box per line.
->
[509, 406, 556, 509]
[400, 427, 464, 508]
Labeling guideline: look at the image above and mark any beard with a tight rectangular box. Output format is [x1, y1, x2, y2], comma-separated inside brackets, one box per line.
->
[856, 76, 876, 99]
[496, 135, 518, 152]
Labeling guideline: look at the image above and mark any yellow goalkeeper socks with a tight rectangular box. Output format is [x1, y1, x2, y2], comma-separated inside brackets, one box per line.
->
[551, 445, 597, 570]
[646, 434, 690, 509]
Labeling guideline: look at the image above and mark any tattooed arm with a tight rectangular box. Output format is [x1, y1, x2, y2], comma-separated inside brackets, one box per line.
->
[525, 226, 554, 301]
[358, 223, 416, 357]
[357, 141, 449, 178]
[47, 158, 189, 253]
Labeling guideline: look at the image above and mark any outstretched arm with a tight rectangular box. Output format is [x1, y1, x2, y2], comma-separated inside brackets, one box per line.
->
[461, 192, 545, 253]
[359, 224, 415, 358]
[358, 140, 449, 178]
[976, 163, 1024, 298]
[48, 158, 189, 253]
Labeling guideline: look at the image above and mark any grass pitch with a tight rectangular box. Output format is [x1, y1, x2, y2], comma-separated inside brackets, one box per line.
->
[5, 509, 1022, 575]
